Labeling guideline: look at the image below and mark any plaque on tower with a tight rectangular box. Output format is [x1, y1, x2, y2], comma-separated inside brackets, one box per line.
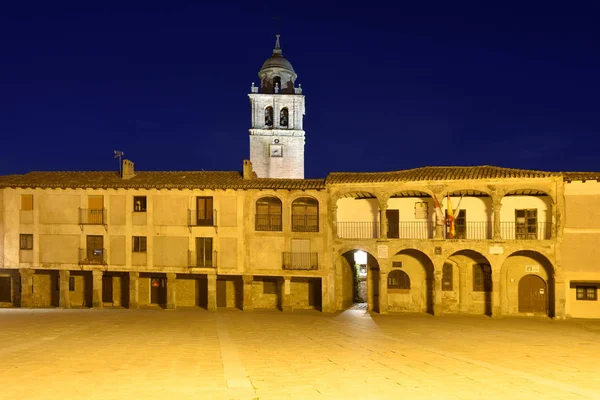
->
[269, 144, 283, 157]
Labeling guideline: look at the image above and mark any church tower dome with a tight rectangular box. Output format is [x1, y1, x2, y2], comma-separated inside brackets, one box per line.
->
[248, 35, 306, 179]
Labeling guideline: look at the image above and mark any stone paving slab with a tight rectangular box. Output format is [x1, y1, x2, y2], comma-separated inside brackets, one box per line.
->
[1, 308, 600, 399]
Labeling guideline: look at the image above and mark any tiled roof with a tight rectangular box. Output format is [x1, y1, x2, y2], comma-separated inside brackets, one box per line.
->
[326, 166, 561, 184]
[0, 171, 326, 190]
[562, 172, 600, 182]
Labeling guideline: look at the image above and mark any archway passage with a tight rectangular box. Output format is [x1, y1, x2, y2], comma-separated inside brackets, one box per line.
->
[518, 275, 547, 313]
[389, 249, 434, 314]
[338, 250, 379, 312]
[444, 250, 493, 316]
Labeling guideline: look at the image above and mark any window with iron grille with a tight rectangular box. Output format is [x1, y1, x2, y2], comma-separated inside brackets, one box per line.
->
[473, 263, 492, 292]
[291, 197, 319, 232]
[133, 196, 147, 212]
[196, 197, 214, 226]
[576, 286, 597, 301]
[133, 236, 147, 253]
[515, 209, 537, 239]
[442, 263, 453, 291]
[255, 197, 282, 231]
[388, 270, 410, 289]
[196, 237, 213, 267]
[20, 234, 33, 250]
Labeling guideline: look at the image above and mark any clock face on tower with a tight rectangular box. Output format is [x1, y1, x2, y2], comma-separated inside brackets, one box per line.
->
[270, 144, 283, 157]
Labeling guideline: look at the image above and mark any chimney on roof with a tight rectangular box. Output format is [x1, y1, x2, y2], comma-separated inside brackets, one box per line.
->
[122, 159, 135, 179]
[243, 159, 256, 180]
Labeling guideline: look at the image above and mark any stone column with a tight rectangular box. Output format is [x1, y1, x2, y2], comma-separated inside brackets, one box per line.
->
[242, 275, 253, 311]
[491, 271, 501, 317]
[129, 271, 139, 309]
[19, 269, 33, 308]
[281, 276, 292, 312]
[59, 270, 70, 308]
[378, 271, 388, 314]
[433, 269, 443, 316]
[458, 264, 468, 312]
[207, 274, 217, 311]
[166, 273, 177, 310]
[492, 197, 502, 240]
[330, 204, 338, 238]
[92, 270, 103, 308]
[379, 198, 388, 239]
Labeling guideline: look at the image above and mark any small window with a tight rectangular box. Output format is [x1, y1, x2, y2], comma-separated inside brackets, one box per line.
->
[265, 106, 274, 127]
[69, 276, 75, 292]
[442, 263, 453, 291]
[576, 286, 597, 301]
[473, 263, 492, 292]
[133, 236, 147, 253]
[20, 234, 33, 250]
[196, 197, 214, 226]
[280, 107, 289, 127]
[133, 196, 147, 212]
[21, 194, 33, 211]
[388, 270, 410, 289]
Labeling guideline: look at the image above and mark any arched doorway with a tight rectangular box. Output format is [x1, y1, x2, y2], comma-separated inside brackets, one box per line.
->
[338, 249, 380, 312]
[389, 249, 434, 314]
[518, 275, 547, 313]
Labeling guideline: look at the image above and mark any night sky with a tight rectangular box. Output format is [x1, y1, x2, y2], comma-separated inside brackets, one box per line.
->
[1, 2, 599, 178]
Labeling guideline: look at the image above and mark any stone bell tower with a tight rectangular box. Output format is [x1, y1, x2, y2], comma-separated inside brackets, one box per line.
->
[248, 35, 306, 179]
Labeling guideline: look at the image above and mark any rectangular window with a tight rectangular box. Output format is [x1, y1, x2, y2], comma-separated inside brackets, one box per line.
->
[21, 194, 33, 210]
[442, 263, 453, 291]
[516, 209, 538, 239]
[20, 234, 33, 250]
[69, 276, 75, 292]
[195, 237, 213, 267]
[576, 286, 597, 301]
[133, 236, 147, 253]
[446, 209, 466, 239]
[196, 197, 214, 226]
[133, 196, 147, 212]
[473, 263, 492, 292]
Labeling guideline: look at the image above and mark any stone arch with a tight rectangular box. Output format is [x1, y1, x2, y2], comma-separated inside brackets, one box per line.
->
[501, 189, 555, 240]
[388, 249, 435, 314]
[500, 250, 556, 317]
[504, 188, 555, 204]
[445, 249, 494, 316]
[386, 190, 435, 239]
[334, 191, 380, 239]
[337, 249, 380, 312]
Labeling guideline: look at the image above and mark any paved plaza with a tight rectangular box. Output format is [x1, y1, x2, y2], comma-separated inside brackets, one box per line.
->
[1, 308, 599, 400]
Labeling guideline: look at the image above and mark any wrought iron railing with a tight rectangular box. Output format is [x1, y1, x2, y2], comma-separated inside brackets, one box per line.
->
[187, 209, 217, 227]
[282, 252, 318, 270]
[79, 248, 107, 265]
[336, 222, 380, 239]
[255, 214, 282, 231]
[500, 222, 552, 240]
[188, 250, 218, 267]
[292, 214, 319, 232]
[443, 221, 492, 240]
[391, 221, 435, 239]
[79, 208, 106, 225]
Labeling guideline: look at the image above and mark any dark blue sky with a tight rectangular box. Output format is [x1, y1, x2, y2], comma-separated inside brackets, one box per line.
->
[1, 1, 599, 178]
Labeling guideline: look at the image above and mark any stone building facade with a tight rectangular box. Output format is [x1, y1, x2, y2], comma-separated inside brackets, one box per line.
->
[0, 36, 599, 319]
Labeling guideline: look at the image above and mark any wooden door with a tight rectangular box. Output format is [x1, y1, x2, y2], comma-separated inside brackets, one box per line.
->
[518, 275, 547, 313]
[0, 277, 11, 302]
[151, 278, 166, 304]
[86, 235, 104, 264]
[217, 279, 227, 307]
[102, 275, 113, 303]
[386, 210, 399, 238]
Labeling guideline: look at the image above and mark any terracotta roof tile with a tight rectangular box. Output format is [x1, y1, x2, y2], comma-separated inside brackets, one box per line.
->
[326, 166, 561, 184]
[0, 171, 326, 190]
[562, 172, 600, 182]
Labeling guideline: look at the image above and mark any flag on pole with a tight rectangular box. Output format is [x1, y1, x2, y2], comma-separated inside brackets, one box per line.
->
[447, 193, 455, 238]
[432, 195, 445, 226]
[114, 150, 124, 158]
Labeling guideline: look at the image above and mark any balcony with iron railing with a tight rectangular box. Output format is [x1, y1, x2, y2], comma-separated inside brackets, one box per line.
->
[255, 214, 283, 231]
[79, 248, 107, 265]
[188, 250, 218, 268]
[500, 221, 553, 240]
[442, 221, 493, 240]
[336, 222, 380, 239]
[79, 208, 106, 225]
[292, 214, 319, 232]
[282, 252, 319, 270]
[187, 209, 217, 227]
